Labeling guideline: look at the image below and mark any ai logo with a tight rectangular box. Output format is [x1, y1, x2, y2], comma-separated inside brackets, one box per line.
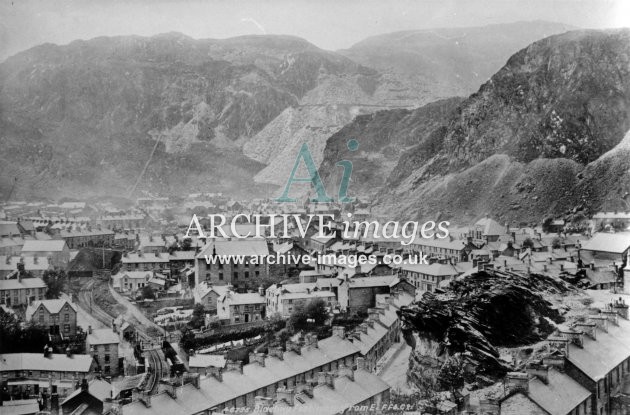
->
[276, 139, 359, 203]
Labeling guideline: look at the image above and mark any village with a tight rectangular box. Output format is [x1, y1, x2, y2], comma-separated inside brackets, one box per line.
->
[1, 195, 630, 415]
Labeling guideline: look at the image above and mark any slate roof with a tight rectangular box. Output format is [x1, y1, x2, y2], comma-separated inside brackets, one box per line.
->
[21, 240, 67, 252]
[580, 232, 630, 254]
[0, 353, 93, 373]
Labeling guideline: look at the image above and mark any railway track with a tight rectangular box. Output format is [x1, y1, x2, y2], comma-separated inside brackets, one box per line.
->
[147, 348, 164, 394]
[77, 279, 115, 326]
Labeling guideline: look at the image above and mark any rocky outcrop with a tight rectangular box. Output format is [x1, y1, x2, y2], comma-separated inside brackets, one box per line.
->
[370, 29, 630, 222]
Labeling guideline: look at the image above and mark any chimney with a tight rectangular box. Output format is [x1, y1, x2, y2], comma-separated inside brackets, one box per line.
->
[337, 364, 354, 381]
[80, 378, 89, 392]
[558, 327, 584, 348]
[590, 262, 595, 270]
[285, 340, 302, 355]
[356, 357, 368, 372]
[66, 347, 72, 357]
[526, 362, 549, 384]
[206, 366, 223, 382]
[614, 299, 629, 319]
[479, 399, 500, 415]
[332, 326, 346, 339]
[276, 388, 295, 406]
[161, 378, 178, 399]
[184, 372, 200, 389]
[575, 321, 597, 340]
[589, 315, 609, 333]
[139, 390, 152, 408]
[255, 396, 274, 413]
[547, 336, 570, 358]
[542, 354, 565, 370]
[505, 372, 529, 393]
[258, 285, 265, 297]
[225, 360, 243, 374]
[88, 325, 92, 334]
[295, 382, 314, 398]
[268, 346, 284, 361]
[358, 324, 368, 334]
[317, 372, 334, 389]
[304, 333, 318, 349]
[249, 352, 266, 367]
[602, 310, 619, 326]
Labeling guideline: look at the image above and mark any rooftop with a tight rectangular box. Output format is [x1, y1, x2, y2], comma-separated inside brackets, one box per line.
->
[0, 353, 94, 373]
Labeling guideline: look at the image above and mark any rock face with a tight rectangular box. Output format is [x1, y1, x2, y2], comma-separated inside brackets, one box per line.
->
[357, 29, 630, 223]
[398, 269, 568, 380]
[338, 21, 575, 106]
[0, 33, 378, 199]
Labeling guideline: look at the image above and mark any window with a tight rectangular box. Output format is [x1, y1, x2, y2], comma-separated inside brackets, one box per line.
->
[104, 366, 110, 374]
[64, 314, 69, 322]
[104, 345, 110, 352]
[219, 272, 224, 281]
[244, 272, 249, 279]
[104, 354, 110, 363]
[255, 271, 260, 277]
[233, 272, 238, 280]
[219, 263, 223, 269]
[64, 324, 70, 333]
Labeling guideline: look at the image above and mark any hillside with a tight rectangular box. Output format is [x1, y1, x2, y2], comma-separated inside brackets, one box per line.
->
[338, 21, 574, 106]
[368, 29, 630, 223]
[0, 33, 379, 199]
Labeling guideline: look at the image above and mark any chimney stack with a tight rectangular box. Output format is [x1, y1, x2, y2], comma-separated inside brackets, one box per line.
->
[225, 360, 243, 374]
[332, 326, 346, 339]
[526, 362, 549, 384]
[276, 388, 295, 406]
[505, 372, 529, 393]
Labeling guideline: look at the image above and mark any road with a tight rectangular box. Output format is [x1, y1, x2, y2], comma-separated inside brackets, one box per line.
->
[378, 342, 416, 394]
[74, 278, 115, 327]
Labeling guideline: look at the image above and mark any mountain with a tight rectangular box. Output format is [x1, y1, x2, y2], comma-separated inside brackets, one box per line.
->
[318, 29, 630, 223]
[338, 21, 575, 106]
[0, 33, 380, 199]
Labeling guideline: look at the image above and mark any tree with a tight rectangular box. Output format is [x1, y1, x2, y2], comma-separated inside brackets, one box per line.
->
[542, 217, 554, 233]
[551, 237, 562, 249]
[141, 285, 155, 300]
[522, 238, 534, 249]
[0, 309, 49, 353]
[188, 304, 206, 329]
[288, 299, 328, 332]
[438, 356, 466, 395]
[42, 269, 65, 299]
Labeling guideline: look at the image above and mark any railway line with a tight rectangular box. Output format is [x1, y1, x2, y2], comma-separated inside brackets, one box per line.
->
[77, 278, 115, 326]
[146, 348, 165, 394]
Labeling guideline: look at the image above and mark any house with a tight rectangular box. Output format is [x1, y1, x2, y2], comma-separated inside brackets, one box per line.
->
[217, 288, 266, 325]
[20, 240, 70, 268]
[0, 277, 47, 307]
[497, 365, 591, 415]
[593, 211, 630, 231]
[137, 235, 168, 254]
[0, 256, 51, 279]
[580, 232, 630, 262]
[546, 300, 630, 415]
[192, 281, 229, 312]
[60, 378, 113, 415]
[86, 327, 120, 376]
[266, 282, 338, 317]
[310, 234, 336, 254]
[113, 232, 137, 250]
[0, 399, 40, 415]
[112, 271, 152, 293]
[54, 227, 115, 249]
[121, 252, 169, 273]
[168, 250, 197, 275]
[0, 221, 22, 238]
[0, 236, 27, 256]
[400, 262, 463, 292]
[408, 238, 470, 263]
[122, 330, 364, 413]
[194, 238, 269, 291]
[337, 275, 415, 314]
[0, 352, 97, 400]
[188, 353, 226, 375]
[25, 299, 78, 337]
[469, 216, 508, 246]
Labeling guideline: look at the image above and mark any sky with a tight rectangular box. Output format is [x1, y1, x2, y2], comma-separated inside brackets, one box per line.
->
[1, 0, 628, 61]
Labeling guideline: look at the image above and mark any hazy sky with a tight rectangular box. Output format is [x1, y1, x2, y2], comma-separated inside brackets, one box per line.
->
[1, 0, 628, 61]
